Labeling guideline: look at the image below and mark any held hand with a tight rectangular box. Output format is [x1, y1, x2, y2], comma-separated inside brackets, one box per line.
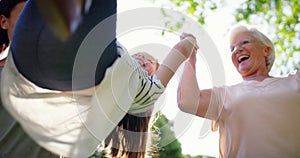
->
[188, 51, 197, 65]
[156, 33, 198, 87]
[180, 32, 196, 40]
[174, 33, 199, 59]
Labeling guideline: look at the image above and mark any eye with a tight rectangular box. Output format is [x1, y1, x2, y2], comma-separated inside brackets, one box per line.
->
[230, 46, 235, 52]
[241, 40, 250, 45]
[148, 60, 153, 64]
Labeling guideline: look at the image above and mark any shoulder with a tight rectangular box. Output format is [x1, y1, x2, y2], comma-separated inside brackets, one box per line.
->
[293, 70, 300, 80]
[289, 71, 300, 91]
[287, 70, 300, 82]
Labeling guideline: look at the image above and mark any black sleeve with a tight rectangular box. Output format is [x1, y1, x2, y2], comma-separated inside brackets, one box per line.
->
[11, 0, 119, 91]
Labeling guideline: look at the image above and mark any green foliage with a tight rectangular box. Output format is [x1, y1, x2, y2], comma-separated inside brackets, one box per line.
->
[165, 0, 222, 25]
[153, 0, 224, 35]
[234, 0, 300, 75]
[152, 112, 184, 158]
[89, 147, 107, 158]
[155, 0, 299, 75]
[89, 112, 216, 158]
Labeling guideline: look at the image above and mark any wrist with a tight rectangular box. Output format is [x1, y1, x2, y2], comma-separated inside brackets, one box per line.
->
[161, 48, 187, 73]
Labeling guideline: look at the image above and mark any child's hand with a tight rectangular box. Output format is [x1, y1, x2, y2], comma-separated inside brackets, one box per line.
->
[174, 33, 199, 59]
[180, 33, 195, 40]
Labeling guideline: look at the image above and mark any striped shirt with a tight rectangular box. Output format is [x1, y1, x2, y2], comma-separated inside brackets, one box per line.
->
[116, 44, 165, 114]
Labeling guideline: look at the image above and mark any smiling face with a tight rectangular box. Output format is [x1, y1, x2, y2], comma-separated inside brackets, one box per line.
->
[230, 31, 270, 79]
[131, 52, 159, 76]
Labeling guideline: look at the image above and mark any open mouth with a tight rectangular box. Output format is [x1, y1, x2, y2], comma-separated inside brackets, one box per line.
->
[238, 55, 250, 63]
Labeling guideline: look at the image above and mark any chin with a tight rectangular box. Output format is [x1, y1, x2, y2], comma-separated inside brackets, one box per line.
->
[237, 70, 248, 78]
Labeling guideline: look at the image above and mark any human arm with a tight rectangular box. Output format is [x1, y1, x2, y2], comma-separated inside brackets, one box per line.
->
[177, 47, 212, 118]
[155, 33, 198, 87]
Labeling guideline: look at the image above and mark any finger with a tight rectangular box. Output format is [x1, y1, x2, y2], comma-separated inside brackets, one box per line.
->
[195, 43, 199, 50]
[180, 33, 187, 40]
[185, 36, 198, 48]
[181, 33, 196, 39]
[180, 33, 194, 40]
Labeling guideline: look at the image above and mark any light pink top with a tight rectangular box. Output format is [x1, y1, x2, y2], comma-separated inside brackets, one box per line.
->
[208, 71, 300, 158]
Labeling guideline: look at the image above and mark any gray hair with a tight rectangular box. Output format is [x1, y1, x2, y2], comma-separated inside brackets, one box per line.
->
[229, 25, 275, 71]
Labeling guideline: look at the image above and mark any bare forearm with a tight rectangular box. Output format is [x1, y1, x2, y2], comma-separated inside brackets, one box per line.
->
[177, 60, 201, 115]
[156, 35, 198, 87]
[155, 48, 187, 87]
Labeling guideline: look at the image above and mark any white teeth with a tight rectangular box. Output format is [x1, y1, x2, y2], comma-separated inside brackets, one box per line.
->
[238, 55, 249, 62]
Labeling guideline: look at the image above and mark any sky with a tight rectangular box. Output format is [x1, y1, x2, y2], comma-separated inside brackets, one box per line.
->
[116, 0, 245, 157]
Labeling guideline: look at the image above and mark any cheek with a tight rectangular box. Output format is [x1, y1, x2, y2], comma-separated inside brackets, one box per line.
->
[231, 54, 238, 66]
[141, 64, 150, 73]
[249, 48, 264, 61]
[146, 65, 156, 75]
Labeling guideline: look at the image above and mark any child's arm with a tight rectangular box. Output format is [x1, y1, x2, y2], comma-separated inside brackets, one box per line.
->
[155, 33, 198, 87]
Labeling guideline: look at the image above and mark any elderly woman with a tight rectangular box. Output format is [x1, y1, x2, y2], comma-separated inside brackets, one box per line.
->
[177, 25, 300, 158]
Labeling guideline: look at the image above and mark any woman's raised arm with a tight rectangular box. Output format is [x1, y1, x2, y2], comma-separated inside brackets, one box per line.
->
[177, 51, 212, 118]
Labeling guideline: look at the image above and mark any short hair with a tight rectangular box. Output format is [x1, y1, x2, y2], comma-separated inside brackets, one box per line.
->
[0, 0, 27, 17]
[0, 0, 27, 47]
[229, 25, 275, 71]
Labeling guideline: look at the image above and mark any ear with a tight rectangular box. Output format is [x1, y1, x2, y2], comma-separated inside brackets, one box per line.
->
[0, 15, 8, 30]
[263, 45, 270, 57]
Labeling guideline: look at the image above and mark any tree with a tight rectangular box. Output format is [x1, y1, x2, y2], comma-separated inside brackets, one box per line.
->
[234, 0, 300, 75]
[152, 112, 184, 158]
[151, 0, 224, 35]
[153, 0, 224, 25]
[154, 0, 299, 75]
[90, 112, 185, 158]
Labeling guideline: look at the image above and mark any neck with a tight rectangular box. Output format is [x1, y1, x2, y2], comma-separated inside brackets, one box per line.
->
[243, 74, 271, 81]
[241, 66, 271, 81]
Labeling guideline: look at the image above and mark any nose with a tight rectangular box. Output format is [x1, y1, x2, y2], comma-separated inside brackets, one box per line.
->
[232, 45, 243, 54]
